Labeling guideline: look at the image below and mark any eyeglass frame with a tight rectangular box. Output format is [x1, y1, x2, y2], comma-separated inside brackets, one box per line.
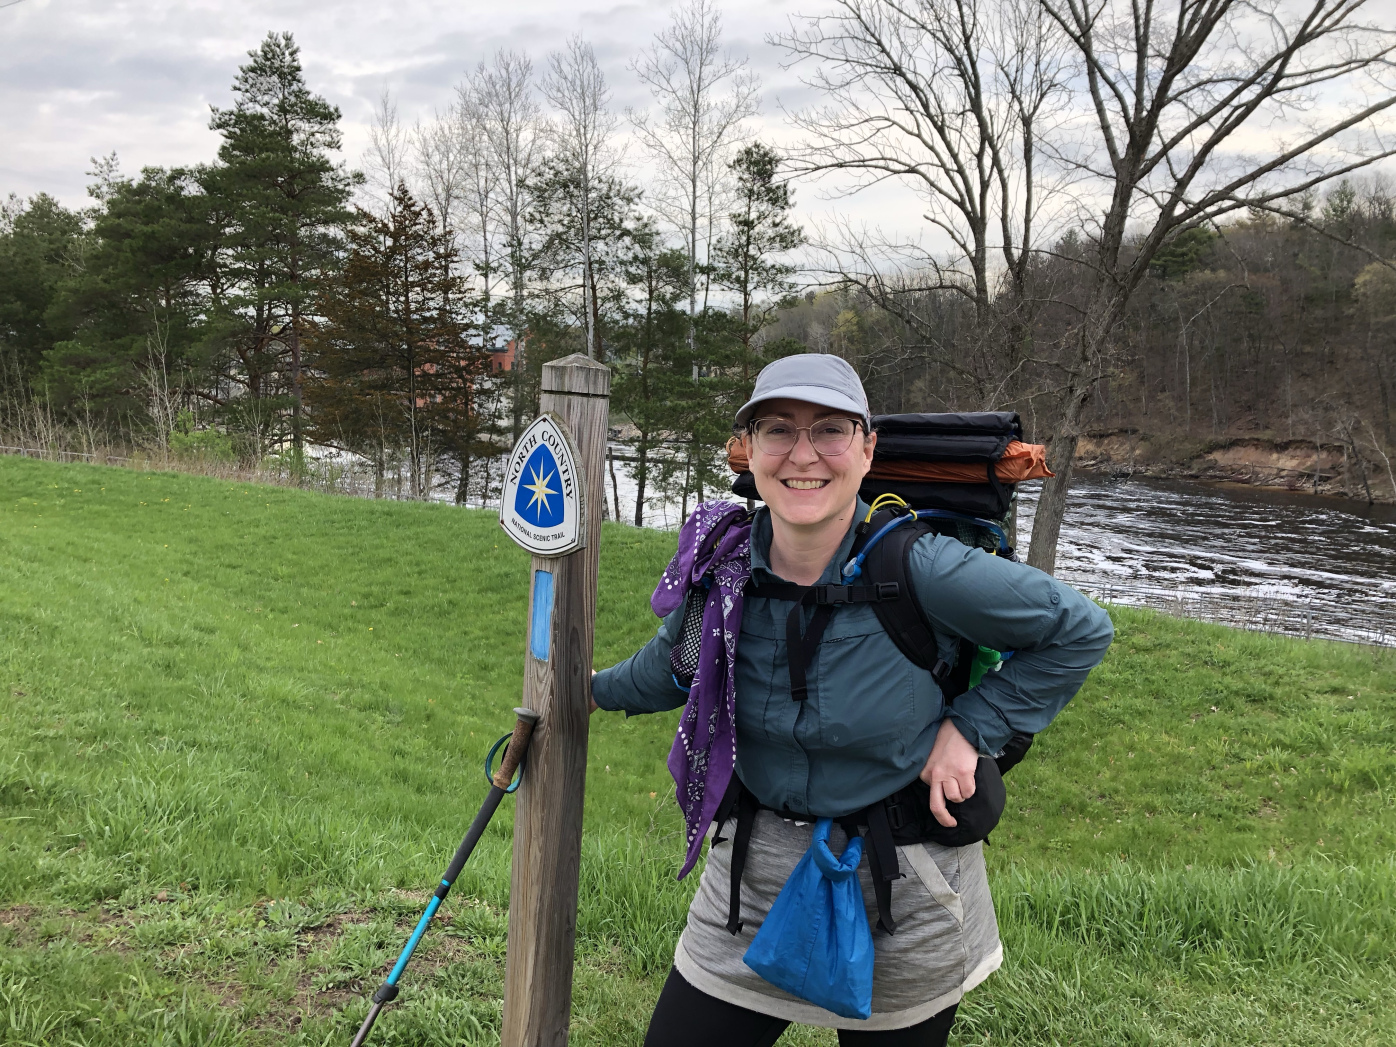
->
[738, 414, 869, 458]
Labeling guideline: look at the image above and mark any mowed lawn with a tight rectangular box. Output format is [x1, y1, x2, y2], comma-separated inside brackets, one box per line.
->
[2, 455, 1393, 1046]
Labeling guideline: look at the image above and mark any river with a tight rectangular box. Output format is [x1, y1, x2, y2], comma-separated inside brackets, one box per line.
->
[604, 454, 1396, 646]
[1014, 475, 1396, 646]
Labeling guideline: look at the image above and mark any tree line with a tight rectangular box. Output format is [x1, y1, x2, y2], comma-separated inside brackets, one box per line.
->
[3, 0, 1394, 572]
[0, 9, 800, 516]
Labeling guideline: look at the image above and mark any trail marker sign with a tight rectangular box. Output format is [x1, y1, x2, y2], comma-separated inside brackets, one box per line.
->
[500, 414, 585, 556]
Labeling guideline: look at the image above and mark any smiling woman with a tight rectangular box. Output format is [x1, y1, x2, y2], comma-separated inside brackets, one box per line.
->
[590, 354, 1115, 1045]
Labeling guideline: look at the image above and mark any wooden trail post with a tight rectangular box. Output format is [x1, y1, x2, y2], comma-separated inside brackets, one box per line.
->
[500, 354, 610, 1047]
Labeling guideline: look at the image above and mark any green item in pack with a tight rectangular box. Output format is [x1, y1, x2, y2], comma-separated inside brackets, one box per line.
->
[967, 646, 1003, 689]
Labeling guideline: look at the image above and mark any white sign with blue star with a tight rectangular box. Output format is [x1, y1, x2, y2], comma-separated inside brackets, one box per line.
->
[499, 414, 586, 556]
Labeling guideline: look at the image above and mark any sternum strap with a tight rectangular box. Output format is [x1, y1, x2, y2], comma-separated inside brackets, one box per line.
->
[745, 580, 901, 702]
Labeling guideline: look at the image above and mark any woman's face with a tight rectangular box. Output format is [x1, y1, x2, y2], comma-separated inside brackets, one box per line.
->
[742, 398, 875, 529]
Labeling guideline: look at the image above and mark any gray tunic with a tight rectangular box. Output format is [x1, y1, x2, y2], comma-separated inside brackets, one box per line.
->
[675, 813, 1002, 1030]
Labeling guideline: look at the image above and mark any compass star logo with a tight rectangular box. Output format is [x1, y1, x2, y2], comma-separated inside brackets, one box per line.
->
[513, 444, 566, 528]
[524, 462, 556, 515]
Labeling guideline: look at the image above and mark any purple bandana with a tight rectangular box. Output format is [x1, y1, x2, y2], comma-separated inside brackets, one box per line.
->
[652, 500, 753, 878]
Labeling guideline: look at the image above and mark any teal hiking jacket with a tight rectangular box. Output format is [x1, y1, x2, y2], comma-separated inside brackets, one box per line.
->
[592, 502, 1114, 818]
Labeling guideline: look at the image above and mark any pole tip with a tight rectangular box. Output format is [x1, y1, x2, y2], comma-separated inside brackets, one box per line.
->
[514, 707, 541, 725]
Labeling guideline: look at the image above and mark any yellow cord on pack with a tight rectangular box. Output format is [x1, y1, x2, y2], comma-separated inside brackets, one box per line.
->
[864, 493, 909, 522]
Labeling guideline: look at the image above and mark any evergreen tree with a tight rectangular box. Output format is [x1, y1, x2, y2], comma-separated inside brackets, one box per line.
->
[207, 31, 358, 461]
[42, 165, 215, 430]
[611, 226, 691, 523]
[307, 184, 484, 499]
[528, 160, 640, 362]
[711, 142, 804, 374]
[0, 194, 84, 391]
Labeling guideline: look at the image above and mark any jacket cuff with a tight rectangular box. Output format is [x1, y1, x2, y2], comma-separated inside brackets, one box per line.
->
[590, 666, 627, 712]
[943, 692, 1012, 756]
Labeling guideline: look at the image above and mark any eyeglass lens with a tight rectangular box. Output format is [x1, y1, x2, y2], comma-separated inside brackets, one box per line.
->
[751, 418, 859, 456]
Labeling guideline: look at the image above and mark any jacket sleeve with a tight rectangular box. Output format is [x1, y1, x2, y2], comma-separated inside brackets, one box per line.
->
[591, 604, 691, 715]
[908, 533, 1114, 755]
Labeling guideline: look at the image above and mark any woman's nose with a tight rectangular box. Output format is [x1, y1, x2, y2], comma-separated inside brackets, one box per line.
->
[789, 429, 821, 464]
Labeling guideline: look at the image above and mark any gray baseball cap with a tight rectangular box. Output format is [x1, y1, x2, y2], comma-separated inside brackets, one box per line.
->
[735, 353, 870, 429]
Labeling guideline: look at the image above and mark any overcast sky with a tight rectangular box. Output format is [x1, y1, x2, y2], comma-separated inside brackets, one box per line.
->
[0, 0, 827, 207]
[3, 0, 1393, 243]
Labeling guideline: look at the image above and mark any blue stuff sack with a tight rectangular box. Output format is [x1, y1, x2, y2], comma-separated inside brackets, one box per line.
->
[742, 818, 874, 1020]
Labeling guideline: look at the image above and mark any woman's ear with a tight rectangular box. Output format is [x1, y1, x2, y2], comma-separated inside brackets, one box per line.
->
[861, 428, 877, 474]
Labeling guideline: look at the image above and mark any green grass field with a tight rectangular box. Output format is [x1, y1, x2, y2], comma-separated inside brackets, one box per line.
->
[2, 454, 1394, 1046]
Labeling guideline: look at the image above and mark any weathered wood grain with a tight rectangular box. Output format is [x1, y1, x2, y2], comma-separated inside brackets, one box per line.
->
[501, 354, 610, 1047]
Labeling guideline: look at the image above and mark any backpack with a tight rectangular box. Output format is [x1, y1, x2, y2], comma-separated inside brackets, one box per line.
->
[718, 410, 1038, 771]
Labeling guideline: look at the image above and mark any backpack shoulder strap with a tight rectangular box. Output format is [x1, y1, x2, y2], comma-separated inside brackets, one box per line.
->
[858, 516, 940, 675]
[856, 513, 977, 698]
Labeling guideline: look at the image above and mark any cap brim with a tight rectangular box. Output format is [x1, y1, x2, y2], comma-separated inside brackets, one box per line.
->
[736, 385, 870, 427]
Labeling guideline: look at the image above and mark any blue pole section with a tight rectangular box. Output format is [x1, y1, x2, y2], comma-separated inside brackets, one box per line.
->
[386, 894, 444, 986]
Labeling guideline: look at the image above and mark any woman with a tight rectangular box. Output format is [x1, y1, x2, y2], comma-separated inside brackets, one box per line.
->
[592, 354, 1114, 1046]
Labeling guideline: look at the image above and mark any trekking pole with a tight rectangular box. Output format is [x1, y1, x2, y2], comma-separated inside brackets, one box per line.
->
[349, 707, 541, 1047]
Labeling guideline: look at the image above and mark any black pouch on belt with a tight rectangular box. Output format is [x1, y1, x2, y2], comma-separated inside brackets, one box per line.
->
[884, 756, 1007, 848]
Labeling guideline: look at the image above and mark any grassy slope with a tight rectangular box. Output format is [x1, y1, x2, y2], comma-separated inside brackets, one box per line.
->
[1, 455, 1393, 1046]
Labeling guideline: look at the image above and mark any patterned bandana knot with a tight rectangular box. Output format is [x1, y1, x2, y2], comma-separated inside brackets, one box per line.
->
[652, 500, 753, 878]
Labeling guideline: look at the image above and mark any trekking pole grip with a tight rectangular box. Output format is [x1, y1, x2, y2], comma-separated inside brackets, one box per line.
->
[492, 708, 541, 789]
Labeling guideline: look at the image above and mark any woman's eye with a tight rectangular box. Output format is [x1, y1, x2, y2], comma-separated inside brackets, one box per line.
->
[764, 423, 795, 436]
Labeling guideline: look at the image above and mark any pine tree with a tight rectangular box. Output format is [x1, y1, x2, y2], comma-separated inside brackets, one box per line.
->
[207, 32, 357, 463]
[711, 142, 803, 375]
[307, 184, 485, 499]
[0, 194, 84, 390]
[42, 166, 215, 431]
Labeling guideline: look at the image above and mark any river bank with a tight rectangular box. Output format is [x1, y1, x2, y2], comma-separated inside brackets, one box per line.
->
[1075, 429, 1396, 505]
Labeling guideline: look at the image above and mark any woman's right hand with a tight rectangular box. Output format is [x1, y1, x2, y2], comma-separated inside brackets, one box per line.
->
[589, 670, 599, 714]
[920, 718, 979, 827]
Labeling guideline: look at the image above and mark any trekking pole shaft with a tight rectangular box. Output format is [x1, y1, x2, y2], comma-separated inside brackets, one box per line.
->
[348, 1002, 385, 1047]
[348, 708, 540, 1047]
[348, 788, 504, 1047]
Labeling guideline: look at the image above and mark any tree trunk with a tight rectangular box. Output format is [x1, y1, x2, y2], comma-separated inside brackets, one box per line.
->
[1026, 320, 1113, 572]
[634, 441, 649, 527]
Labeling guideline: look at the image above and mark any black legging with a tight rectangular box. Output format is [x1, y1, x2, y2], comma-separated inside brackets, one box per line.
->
[642, 967, 958, 1047]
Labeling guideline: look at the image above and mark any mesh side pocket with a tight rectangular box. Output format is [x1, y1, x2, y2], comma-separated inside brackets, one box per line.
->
[670, 586, 706, 688]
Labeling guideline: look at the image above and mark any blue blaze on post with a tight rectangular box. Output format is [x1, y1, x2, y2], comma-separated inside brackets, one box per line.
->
[530, 570, 554, 662]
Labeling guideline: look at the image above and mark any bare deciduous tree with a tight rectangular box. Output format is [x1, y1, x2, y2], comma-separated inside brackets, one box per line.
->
[469, 50, 544, 439]
[632, 0, 759, 365]
[544, 36, 619, 360]
[364, 89, 410, 211]
[783, 0, 1396, 571]
[413, 108, 467, 248]
[1026, 0, 1396, 571]
[778, 0, 1068, 410]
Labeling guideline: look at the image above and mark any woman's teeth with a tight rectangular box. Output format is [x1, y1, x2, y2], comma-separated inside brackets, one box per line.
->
[782, 478, 829, 489]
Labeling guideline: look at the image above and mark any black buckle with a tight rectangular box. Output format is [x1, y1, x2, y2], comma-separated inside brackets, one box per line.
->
[884, 798, 907, 831]
[811, 584, 852, 605]
[875, 582, 899, 600]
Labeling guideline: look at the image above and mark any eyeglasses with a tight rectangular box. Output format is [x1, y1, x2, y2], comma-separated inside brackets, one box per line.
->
[746, 416, 864, 457]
